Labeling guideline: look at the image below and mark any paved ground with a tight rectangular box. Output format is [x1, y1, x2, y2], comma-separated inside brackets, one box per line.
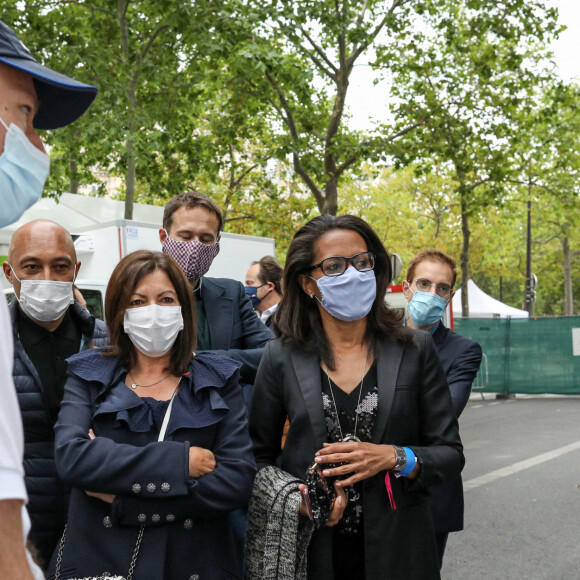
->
[441, 395, 580, 580]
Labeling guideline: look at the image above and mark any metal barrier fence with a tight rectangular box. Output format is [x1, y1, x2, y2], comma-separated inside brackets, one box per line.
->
[454, 316, 580, 395]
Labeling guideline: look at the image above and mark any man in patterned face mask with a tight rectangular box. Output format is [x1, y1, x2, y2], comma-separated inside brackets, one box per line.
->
[159, 191, 270, 393]
[403, 249, 482, 568]
[0, 19, 98, 579]
[160, 191, 271, 564]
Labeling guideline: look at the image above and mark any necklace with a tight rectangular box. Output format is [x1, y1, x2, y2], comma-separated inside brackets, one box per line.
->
[128, 370, 173, 390]
[325, 356, 368, 443]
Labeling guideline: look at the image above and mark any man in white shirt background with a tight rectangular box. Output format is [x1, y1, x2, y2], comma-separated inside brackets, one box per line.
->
[245, 255, 283, 328]
[0, 19, 97, 579]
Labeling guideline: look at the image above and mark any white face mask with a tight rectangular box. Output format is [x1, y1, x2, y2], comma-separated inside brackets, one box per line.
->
[9, 265, 75, 323]
[123, 304, 184, 358]
[0, 117, 50, 228]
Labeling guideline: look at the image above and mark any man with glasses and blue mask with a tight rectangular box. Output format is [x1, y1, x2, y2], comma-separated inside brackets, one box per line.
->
[0, 20, 98, 577]
[403, 249, 482, 568]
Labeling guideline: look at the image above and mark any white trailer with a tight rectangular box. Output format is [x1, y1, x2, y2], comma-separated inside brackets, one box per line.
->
[3, 219, 275, 319]
[74, 218, 275, 282]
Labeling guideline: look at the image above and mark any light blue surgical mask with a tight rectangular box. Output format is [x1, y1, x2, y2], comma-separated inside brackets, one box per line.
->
[0, 117, 50, 228]
[406, 288, 449, 327]
[311, 267, 376, 322]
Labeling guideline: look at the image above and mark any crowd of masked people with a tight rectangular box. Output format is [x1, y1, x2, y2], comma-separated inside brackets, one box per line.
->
[0, 19, 482, 580]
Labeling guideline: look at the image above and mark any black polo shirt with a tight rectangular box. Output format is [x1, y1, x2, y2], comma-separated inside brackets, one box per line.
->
[17, 306, 82, 425]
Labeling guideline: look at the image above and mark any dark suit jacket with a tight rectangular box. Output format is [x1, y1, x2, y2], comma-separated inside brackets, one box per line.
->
[250, 331, 464, 580]
[429, 323, 482, 533]
[199, 277, 271, 385]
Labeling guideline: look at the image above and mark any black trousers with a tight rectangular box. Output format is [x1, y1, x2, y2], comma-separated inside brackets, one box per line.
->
[333, 529, 365, 580]
[435, 531, 449, 569]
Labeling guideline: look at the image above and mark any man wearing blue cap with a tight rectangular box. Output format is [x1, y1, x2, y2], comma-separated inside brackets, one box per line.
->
[0, 20, 97, 579]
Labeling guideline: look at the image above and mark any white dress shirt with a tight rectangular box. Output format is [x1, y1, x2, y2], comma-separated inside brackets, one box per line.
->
[259, 302, 279, 324]
[0, 297, 44, 579]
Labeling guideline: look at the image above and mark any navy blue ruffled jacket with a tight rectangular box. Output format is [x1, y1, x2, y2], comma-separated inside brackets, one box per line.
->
[47, 348, 256, 580]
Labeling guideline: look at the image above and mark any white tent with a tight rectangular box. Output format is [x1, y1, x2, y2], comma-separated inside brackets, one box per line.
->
[452, 279, 529, 318]
[0, 193, 164, 248]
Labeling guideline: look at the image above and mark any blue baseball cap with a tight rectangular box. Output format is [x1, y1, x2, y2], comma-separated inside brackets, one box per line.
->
[0, 20, 98, 130]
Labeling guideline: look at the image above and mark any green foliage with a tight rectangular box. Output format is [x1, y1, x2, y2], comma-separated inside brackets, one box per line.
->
[379, 0, 560, 314]
[196, 0, 443, 214]
[5, 1, 202, 206]
[339, 165, 579, 315]
[194, 158, 318, 263]
[3, 0, 577, 314]
[340, 166, 461, 274]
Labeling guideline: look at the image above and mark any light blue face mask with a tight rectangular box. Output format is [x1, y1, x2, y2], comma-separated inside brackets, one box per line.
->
[311, 267, 377, 322]
[406, 288, 449, 327]
[0, 117, 50, 228]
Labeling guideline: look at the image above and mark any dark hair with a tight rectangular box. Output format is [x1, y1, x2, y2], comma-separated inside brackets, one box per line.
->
[163, 190, 223, 233]
[406, 249, 457, 287]
[273, 214, 409, 369]
[103, 250, 196, 375]
[253, 255, 283, 295]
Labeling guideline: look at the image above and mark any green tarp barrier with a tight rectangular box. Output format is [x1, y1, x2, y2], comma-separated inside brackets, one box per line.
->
[454, 317, 580, 395]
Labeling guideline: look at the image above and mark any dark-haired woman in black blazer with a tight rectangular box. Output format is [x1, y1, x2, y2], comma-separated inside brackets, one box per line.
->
[250, 215, 464, 580]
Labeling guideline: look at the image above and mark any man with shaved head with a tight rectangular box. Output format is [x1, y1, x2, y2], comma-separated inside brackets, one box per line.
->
[3, 219, 108, 568]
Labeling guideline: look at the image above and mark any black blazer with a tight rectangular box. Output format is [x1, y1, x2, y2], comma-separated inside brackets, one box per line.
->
[429, 323, 482, 534]
[199, 277, 271, 384]
[250, 330, 464, 580]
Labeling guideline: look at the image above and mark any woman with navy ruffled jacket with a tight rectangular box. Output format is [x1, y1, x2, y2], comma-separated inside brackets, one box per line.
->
[48, 250, 256, 580]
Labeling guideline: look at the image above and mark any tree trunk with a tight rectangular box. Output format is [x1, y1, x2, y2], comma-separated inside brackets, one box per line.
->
[118, 0, 136, 220]
[523, 199, 534, 315]
[321, 177, 339, 215]
[124, 136, 136, 220]
[562, 236, 573, 316]
[460, 195, 470, 317]
[434, 211, 441, 238]
[69, 155, 79, 194]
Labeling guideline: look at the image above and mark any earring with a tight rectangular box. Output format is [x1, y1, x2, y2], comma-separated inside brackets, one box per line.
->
[309, 293, 314, 298]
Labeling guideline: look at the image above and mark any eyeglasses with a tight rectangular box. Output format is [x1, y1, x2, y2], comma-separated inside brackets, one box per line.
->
[412, 278, 453, 298]
[309, 252, 375, 277]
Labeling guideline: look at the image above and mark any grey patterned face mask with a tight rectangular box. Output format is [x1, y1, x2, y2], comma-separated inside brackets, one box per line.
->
[162, 231, 220, 282]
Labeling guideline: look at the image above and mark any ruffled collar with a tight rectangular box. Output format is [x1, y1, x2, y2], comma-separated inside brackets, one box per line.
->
[67, 349, 241, 436]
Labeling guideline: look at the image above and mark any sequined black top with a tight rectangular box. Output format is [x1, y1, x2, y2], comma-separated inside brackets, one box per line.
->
[320, 363, 378, 535]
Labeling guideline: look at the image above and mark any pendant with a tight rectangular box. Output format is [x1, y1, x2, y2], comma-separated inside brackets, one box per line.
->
[343, 435, 361, 443]
[131, 384, 138, 389]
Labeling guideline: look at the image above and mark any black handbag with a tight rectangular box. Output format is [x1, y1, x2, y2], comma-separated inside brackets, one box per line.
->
[304, 461, 343, 529]
[54, 524, 144, 580]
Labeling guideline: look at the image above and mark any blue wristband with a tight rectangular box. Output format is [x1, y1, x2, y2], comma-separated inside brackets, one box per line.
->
[399, 447, 417, 477]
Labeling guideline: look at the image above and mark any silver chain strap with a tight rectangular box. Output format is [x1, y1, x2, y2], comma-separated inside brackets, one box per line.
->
[54, 524, 66, 579]
[54, 523, 145, 580]
[126, 526, 145, 580]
